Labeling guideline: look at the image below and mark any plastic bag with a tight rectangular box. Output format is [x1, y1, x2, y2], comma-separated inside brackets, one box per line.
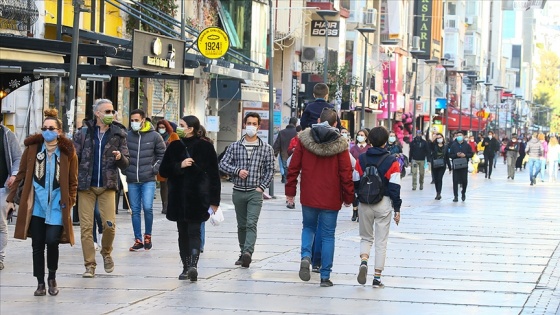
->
[208, 206, 224, 226]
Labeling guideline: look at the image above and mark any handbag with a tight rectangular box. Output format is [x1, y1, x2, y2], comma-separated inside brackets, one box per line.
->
[432, 158, 445, 169]
[452, 157, 468, 170]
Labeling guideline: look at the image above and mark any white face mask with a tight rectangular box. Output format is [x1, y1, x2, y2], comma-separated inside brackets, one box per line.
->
[131, 121, 142, 131]
[357, 135, 366, 143]
[341, 133, 349, 139]
[488, 135, 493, 139]
[158, 128, 166, 134]
[245, 125, 257, 137]
[437, 138, 443, 144]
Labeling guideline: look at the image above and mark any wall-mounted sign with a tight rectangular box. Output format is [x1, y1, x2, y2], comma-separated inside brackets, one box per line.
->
[413, 0, 432, 60]
[132, 30, 185, 75]
[290, 74, 299, 117]
[197, 27, 230, 59]
[310, 20, 340, 37]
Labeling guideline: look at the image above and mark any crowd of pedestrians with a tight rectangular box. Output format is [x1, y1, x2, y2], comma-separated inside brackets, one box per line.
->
[1, 88, 559, 295]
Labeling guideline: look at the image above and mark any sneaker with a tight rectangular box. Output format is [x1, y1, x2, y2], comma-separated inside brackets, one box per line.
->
[357, 262, 368, 285]
[103, 255, 114, 273]
[82, 266, 95, 278]
[320, 279, 333, 287]
[144, 235, 152, 251]
[453, 197, 458, 202]
[0, 261, 4, 270]
[312, 265, 320, 273]
[234, 255, 243, 266]
[372, 278, 385, 288]
[286, 202, 295, 209]
[299, 257, 311, 281]
[241, 252, 252, 268]
[129, 239, 144, 251]
[461, 193, 466, 202]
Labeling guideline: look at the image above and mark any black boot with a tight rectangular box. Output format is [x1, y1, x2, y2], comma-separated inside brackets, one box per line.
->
[188, 249, 200, 282]
[351, 208, 358, 222]
[179, 255, 189, 280]
[281, 175, 286, 183]
[162, 202, 167, 214]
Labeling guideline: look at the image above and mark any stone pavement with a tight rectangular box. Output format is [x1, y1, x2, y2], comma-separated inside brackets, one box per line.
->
[1, 163, 559, 315]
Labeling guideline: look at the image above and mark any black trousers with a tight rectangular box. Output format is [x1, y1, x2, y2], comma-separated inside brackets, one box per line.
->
[432, 167, 446, 194]
[352, 181, 360, 207]
[484, 154, 495, 176]
[177, 221, 202, 260]
[452, 169, 468, 197]
[29, 216, 63, 280]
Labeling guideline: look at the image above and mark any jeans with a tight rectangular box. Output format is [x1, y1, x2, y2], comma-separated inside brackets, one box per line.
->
[0, 188, 8, 264]
[78, 188, 116, 268]
[549, 160, 559, 181]
[411, 160, 425, 188]
[301, 206, 339, 280]
[539, 159, 547, 181]
[128, 181, 156, 240]
[311, 227, 322, 267]
[278, 155, 286, 177]
[200, 222, 206, 251]
[232, 190, 264, 254]
[93, 201, 102, 243]
[528, 158, 542, 181]
[29, 216, 63, 281]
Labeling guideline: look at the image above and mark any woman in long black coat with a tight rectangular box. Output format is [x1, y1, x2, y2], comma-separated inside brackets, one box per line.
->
[158, 115, 220, 281]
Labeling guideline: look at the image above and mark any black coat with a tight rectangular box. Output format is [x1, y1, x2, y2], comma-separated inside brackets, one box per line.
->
[481, 137, 500, 157]
[158, 136, 221, 223]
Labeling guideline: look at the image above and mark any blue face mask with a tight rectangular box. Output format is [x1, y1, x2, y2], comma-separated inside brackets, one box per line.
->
[456, 136, 464, 142]
[42, 130, 58, 142]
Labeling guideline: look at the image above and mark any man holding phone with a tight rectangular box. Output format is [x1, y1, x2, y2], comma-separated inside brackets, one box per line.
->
[449, 131, 473, 202]
[73, 99, 130, 278]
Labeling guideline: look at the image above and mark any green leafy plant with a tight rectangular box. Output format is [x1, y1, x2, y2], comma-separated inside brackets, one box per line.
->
[125, 0, 178, 35]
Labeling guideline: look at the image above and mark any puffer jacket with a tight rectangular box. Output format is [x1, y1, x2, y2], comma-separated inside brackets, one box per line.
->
[525, 138, 544, 158]
[285, 124, 354, 210]
[73, 120, 130, 191]
[125, 122, 166, 183]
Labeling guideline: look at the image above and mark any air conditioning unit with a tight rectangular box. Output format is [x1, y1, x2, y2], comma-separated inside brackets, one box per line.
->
[444, 53, 455, 62]
[301, 47, 324, 62]
[362, 8, 377, 27]
[465, 16, 474, 25]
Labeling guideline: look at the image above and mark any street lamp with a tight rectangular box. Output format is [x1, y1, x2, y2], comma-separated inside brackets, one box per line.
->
[316, 10, 338, 83]
[381, 39, 398, 130]
[424, 59, 439, 133]
[410, 49, 425, 134]
[466, 73, 479, 134]
[455, 70, 469, 132]
[356, 26, 376, 130]
[483, 82, 492, 133]
[493, 86, 504, 134]
[442, 60, 455, 137]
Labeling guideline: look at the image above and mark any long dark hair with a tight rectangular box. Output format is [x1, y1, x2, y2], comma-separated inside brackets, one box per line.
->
[435, 132, 445, 145]
[181, 115, 201, 137]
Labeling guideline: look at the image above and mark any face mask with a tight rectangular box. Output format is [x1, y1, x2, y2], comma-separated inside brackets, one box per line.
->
[437, 138, 443, 144]
[101, 114, 113, 125]
[42, 130, 58, 142]
[357, 136, 365, 143]
[158, 128, 166, 134]
[456, 136, 464, 142]
[341, 133, 348, 139]
[176, 127, 186, 138]
[512, 139, 517, 142]
[389, 136, 396, 143]
[245, 125, 257, 137]
[131, 121, 142, 131]
[488, 135, 493, 139]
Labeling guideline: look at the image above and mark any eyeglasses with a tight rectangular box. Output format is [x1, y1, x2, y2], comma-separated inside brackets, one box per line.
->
[100, 109, 116, 115]
[41, 127, 59, 131]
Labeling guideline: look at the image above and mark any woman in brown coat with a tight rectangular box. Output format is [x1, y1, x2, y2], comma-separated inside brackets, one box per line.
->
[6, 109, 78, 296]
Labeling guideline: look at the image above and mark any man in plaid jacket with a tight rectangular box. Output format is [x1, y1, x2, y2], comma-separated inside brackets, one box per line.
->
[219, 112, 275, 268]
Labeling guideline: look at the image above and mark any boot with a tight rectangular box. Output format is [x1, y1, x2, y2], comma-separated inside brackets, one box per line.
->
[351, 208, 358, 222]
[281, 175, 286, 183]
[178, 255, 189, 280]
[187, 249, 200, 282]
[162, 202, 167, 214]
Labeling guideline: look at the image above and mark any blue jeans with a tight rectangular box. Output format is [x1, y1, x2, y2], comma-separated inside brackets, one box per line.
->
[528, 158, 542, 181]
[200, 222, 205, 251]
[278, 155, 286, 177]
[301, 206, 339, 280]
[312, 228, 322, 267]
[539, 159, 547, 181]
[128, 181, 156, 240]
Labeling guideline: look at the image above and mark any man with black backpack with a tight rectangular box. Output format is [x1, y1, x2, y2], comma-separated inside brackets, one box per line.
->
[355, 126, 402, 288]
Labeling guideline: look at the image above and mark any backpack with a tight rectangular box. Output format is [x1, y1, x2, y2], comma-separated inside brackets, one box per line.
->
[358, 153, 390, 205]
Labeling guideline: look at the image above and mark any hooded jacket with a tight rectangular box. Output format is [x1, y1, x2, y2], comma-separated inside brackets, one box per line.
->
[358, 147, 402, 212]
[125, 121, 166, 183]
[409, 136, 431, 161]
[525, 137, 544, 158]
[285, 124, 354, 210]
[7, 134, 77, 245]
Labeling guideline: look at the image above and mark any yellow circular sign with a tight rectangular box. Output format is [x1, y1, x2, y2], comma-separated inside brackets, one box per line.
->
[197, 27, 230, 59]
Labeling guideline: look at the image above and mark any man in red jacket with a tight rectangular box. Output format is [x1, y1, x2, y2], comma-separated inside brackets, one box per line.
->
[285, 108, 354, 287]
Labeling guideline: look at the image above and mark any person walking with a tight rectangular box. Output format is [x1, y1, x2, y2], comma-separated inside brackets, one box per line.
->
[73, 99, 130, 278]
[409, 130, 431, 190]
[349, 129, 371, 222]
[431, 133, 452, 200]
[547, 136, 559, 182]
[159, 115, 220, 281]
[155, 119, 179, 214]
[126, 109, 166, 251]
[481, 131, 500, 179]
[449, 131, 473, 202]
[505, 135, 520, 180]
[6, 108, 78, 296]
[0, 114, 22, 271]
[299, 83, 341, 130]
[516, 137, 527, 171]
[273, 117, 298, 183]
[355, 126, 402, 288]
[219, 112, 275, 268]
[525, 132, 544, 186]
[538, 133, 548, 182]
[286, 108, 354, 287]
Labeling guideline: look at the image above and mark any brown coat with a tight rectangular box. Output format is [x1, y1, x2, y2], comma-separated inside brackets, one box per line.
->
[6, 134, 78, 245]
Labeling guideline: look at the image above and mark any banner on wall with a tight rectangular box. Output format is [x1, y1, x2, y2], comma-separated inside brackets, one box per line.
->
[379, 59, 397, 120]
